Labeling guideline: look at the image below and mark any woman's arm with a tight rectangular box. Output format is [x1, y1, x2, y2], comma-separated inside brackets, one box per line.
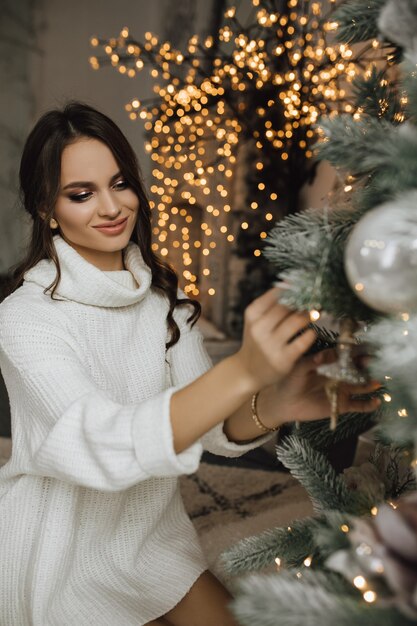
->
[169, 289, 381, 454]
[168, 286, 311, 454]
[170, 352, 266, 454]
[0, 302, 207, 492]
[222, 384, 280, 444]
[222, 352, 382, 444]
[167, 291, 275, 456]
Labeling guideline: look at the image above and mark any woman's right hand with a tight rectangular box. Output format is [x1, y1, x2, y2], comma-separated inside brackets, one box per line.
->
[234, 286, 317, 392]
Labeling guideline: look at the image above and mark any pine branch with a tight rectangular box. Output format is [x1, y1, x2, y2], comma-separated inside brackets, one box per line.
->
[231, 570, 412, 626]
[355, 146, 417, 212]
[309, 325, 338, 353]
[377, 445, 417, 498]
[292, 410, 379, 451]
[366, 313, 417, 432]
[352, 66, 403, 122]
[373, 410, 417, 449]
[276, 436, 375, 515]
[312, 511, 355, 561]
[277, 266, 374, 321]
[262, 207, 355, 273]
[276, 436, 351, 513]
[262, 207, 376, 320]
[219, 517, 316, 575]
[316, 115, 417, 211]
[332, 0, 389, 44]
[402, 61, 417, 123]
[316, 116, 401, 175]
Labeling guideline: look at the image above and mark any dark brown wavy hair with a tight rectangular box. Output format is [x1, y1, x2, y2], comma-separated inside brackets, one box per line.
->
[5, 100, 201, 351]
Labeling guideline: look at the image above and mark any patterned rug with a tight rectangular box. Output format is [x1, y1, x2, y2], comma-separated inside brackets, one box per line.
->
[179, 461, 313, 584]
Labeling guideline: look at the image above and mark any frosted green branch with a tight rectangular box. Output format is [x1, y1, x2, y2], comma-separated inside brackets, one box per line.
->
[352, 66, 402, 122]
[262, 207, 355, 273]
[332, 0, 388, 44]
[220, 517, 315, 575]
[292, 410, 379, 451]
[365, 314, 417, 442]
[230, 570, 412, 626]
[312, 511, 354, 560]
[402, 61, 417, 123]
[316, 115, 417, 211]
[262, 207, 376, 320]
[316, 116, 413, 176]
[276, 436, 372, 515]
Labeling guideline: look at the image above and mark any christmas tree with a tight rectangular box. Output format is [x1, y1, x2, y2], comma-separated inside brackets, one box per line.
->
[219, 1, 417, 624]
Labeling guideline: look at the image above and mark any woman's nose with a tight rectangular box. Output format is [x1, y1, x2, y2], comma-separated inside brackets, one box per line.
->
[97, 190, 121, 216]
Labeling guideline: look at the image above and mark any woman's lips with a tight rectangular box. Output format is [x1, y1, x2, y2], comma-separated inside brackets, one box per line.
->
[93, 217, 128, 235]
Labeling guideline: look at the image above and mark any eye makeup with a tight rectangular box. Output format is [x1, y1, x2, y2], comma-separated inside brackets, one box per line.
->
[68, 179, 129, 203]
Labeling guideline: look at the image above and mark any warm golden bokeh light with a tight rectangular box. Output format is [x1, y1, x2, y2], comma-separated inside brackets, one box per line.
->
[90, 1, 386, 296]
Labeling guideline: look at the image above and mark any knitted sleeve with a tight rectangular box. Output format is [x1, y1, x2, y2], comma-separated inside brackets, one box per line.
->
[169, 290, 275, 457]
[0, 303, 203, 492]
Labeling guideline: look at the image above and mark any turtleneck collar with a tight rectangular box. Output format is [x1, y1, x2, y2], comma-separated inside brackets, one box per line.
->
[23, 234, 153, 307]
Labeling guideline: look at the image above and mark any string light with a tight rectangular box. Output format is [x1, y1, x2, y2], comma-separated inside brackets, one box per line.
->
[363, 590, 377, 603]
[309, 309, 321, 322]
[90, 2, 389, 296]
[353, 575, 366, 590]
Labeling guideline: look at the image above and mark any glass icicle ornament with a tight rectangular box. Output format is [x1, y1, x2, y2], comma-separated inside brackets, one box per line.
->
[317, 318, 369, 430]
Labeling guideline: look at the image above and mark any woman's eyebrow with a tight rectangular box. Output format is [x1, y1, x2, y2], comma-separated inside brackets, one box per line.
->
[62, 171, 123, 190]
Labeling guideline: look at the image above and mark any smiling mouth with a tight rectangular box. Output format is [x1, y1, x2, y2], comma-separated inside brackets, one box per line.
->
[93, 217, 128, 229]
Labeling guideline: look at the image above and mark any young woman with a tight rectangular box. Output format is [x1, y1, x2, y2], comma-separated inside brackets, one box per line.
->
[0, 101, 380, 626]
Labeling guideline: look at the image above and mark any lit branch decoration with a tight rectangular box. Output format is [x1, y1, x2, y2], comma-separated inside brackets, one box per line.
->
[90, 0, 388, 299]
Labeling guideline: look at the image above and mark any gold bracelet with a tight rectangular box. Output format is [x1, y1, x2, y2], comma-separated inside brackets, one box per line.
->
[251, 391, 280, 433]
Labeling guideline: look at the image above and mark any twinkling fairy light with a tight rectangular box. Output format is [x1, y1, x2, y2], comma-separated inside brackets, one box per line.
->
[89, 1, 386, 298]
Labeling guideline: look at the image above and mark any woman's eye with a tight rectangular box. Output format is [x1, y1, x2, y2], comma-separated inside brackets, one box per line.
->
[68, 181, 128, 202]
[69, 192, 92, 202]
[114, 180, 128, 190]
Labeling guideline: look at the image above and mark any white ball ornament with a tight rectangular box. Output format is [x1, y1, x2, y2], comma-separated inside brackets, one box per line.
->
[344, 190, 417, 314]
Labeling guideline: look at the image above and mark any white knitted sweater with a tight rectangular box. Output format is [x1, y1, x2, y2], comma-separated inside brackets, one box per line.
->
[0, 234, 273, 626]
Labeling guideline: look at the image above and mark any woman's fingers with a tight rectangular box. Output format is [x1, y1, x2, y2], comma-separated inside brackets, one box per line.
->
[272, 311, 312, 344]
[246, 286, 288, 322]
[285, 326, 317, 361]
[342, 396, 381, 413]
[341, 380, 382, 395]
[252, 300, 294, 336]
[313, 348, 338, 366]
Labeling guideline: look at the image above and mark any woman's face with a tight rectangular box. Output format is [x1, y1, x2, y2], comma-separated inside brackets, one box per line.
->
[52, 136, 139, 270]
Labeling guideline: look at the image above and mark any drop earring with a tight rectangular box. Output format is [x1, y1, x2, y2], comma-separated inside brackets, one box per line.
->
[50, 218, 59, 229]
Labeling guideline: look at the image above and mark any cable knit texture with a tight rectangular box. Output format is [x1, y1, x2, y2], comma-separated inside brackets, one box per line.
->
[0, 234, 273, 625]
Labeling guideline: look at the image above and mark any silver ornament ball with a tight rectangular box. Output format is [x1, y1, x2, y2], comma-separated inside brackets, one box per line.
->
[345, 190, 417, 314]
